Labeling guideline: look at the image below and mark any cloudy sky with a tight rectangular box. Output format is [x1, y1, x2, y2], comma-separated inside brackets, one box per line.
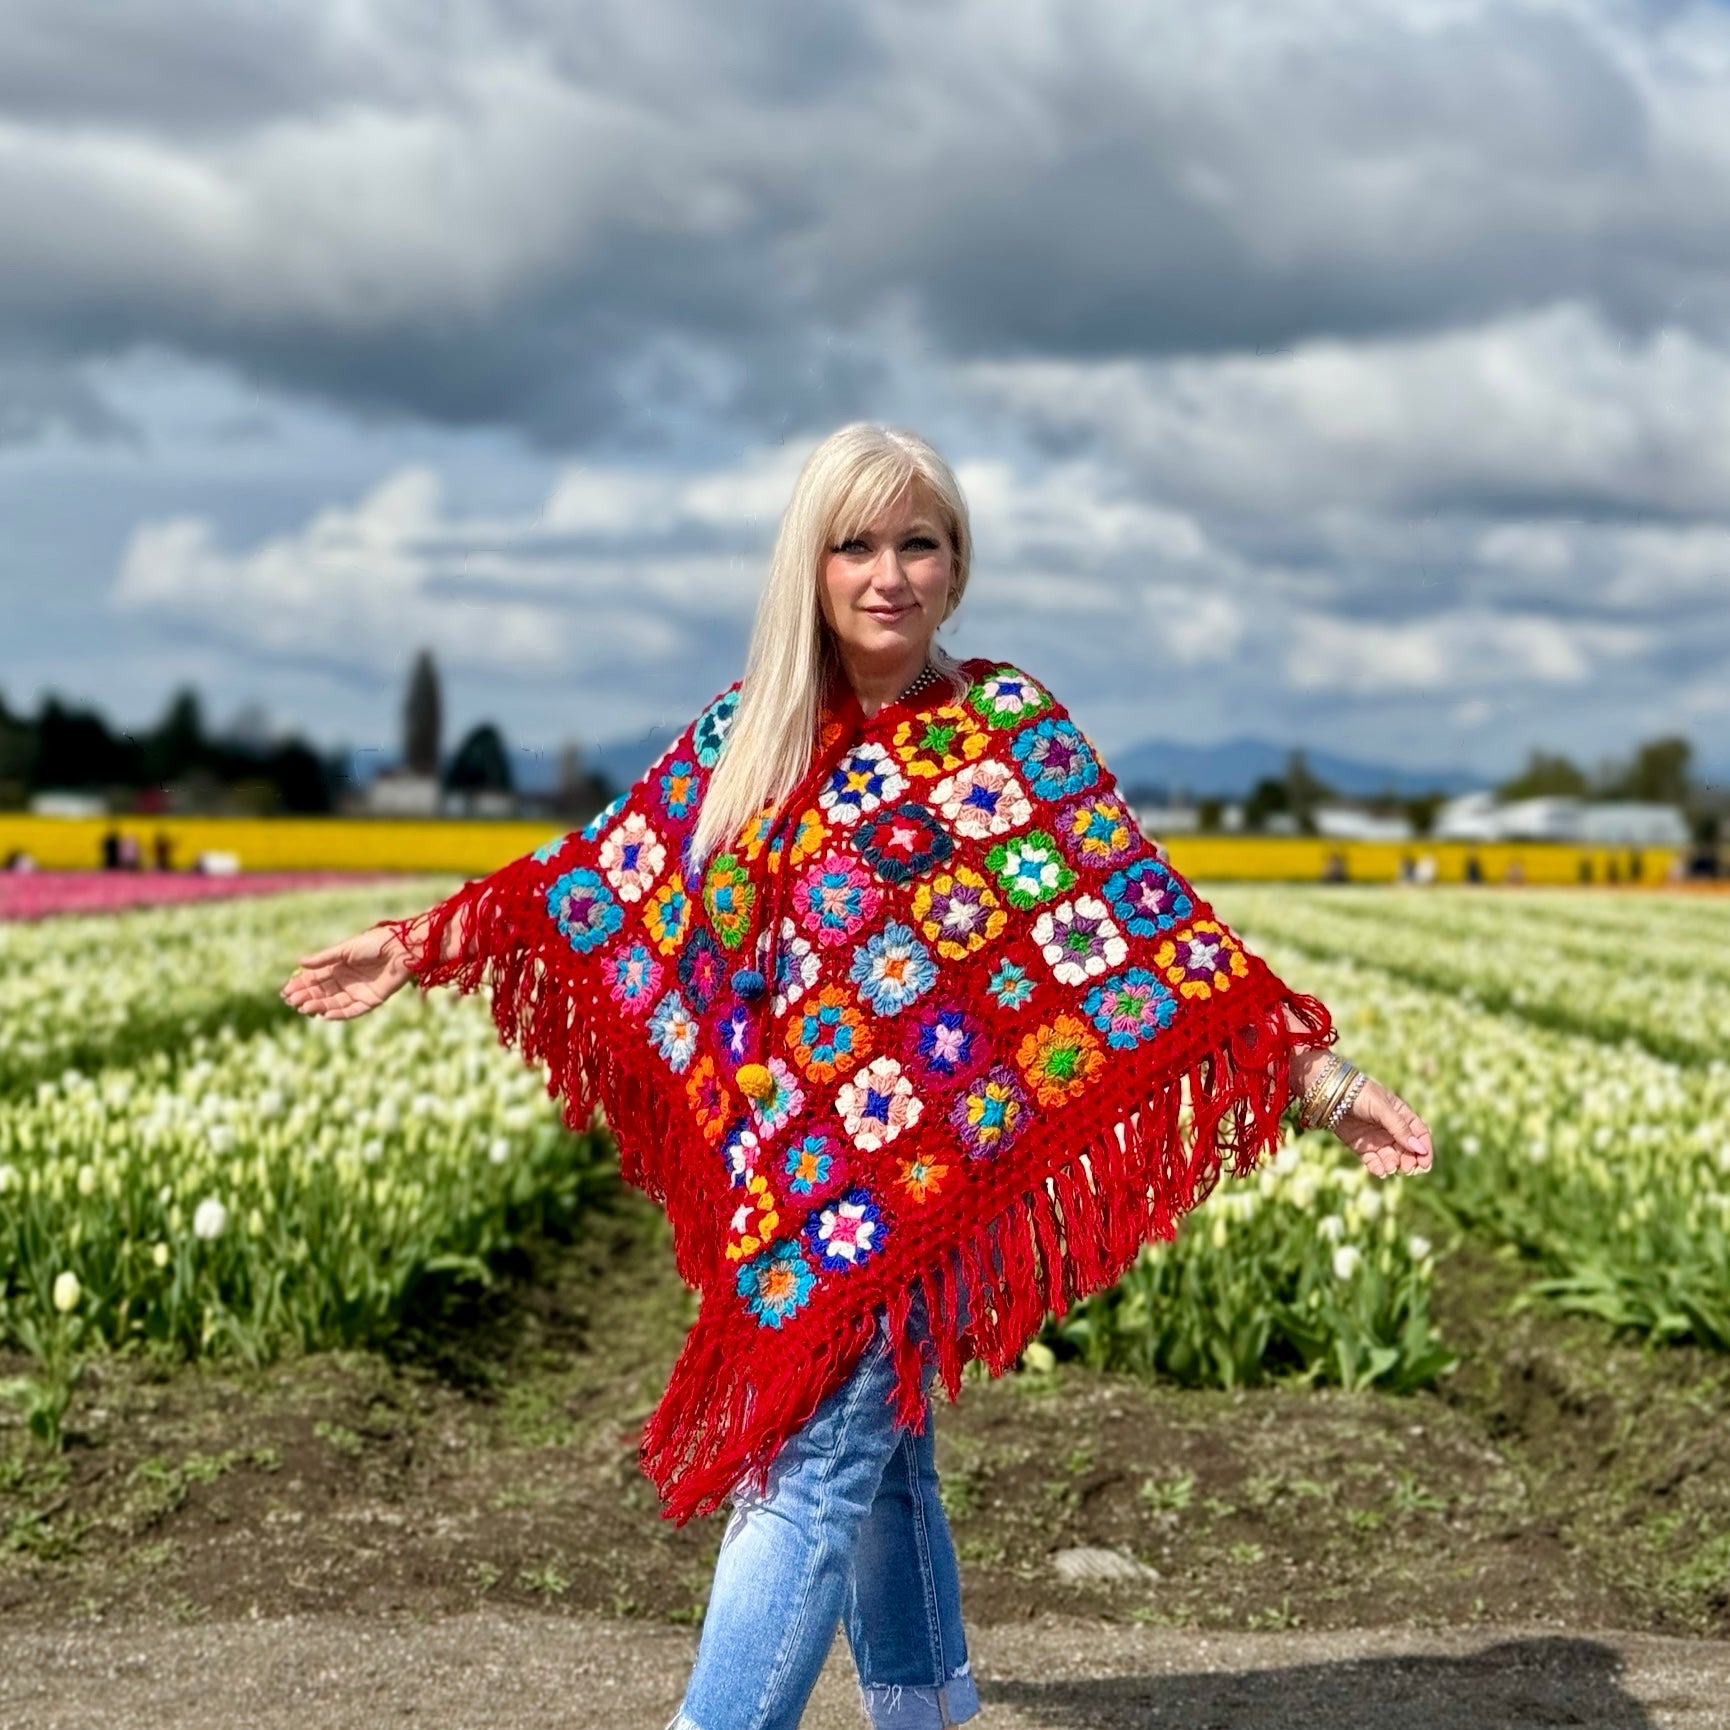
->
[4, 0, 1729, 786]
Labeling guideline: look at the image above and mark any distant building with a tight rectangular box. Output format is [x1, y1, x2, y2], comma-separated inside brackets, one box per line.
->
[28, 790, 108, 818]
[1312, 804, 1415, 842]
[364, 769, 441, 816]
[1433, 791, 1689, 845]
[1132, 803, 1202, 834]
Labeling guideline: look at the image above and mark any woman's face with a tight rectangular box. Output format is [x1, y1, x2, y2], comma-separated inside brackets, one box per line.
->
[818, 479, 954, 669]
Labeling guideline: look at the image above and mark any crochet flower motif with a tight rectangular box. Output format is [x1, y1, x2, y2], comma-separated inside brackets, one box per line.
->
[694, 688, 740, 768]
[892, 705, 989, 778]
[788, 806, 829, 865]
[818, 742, 907, 827]
[580, 792, 628, 842]
[910, 866, 1006, 961]
[785, 984, 873, 1084]
[546, 867, 624, 956]
[736, 802, 786, 866]
[598, 812, 666, 904]
[1011, 717, 1100, 803]
[896, 1149, 951, 1204]
[849, 922, 938, 1016]
[1015, 1014, 1106, 1108]
[968, 668, 1052, 730]
[855, 801, 954, 885]
[1057, 796, 1140, 870]
[702, 851, 756, 950]
[793, 851, 881, 947]
[1104, 858, 1194, 938]
[803, 1186, 888, 1272]
[686, 1054, 734, 1147]
[1083, 967, 1179, 1050]
[736, 1237, 817, 1329]
[720, 1121, 761, 1189]
[903, 1004, 986, 1084]
[643, 872, 692, 955]
[659, 759, 700, 822]
[984, 830, 1075, 910]
[782, 1128, 848, 1198]
[717, 1002, 752, 1067]
[1032, 895, 1129, 986]
[950, 1065, 1029, 1159]
[762, 918, 820, 1015]
[677, 928, 728, 1014]
[604, 942, 662, 1012]
[748, 1057, 805, 1140]
[986, 959, 1036, 1012]
[646, 989, 699, 1073]
[836, 1055, 924, 1151]
[929, 758, 1034, 842]
[1151, 920, 1250, 1001]
[724, 1168, 783, 1263]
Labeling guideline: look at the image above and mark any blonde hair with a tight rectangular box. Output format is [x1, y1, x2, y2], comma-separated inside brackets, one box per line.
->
[689, 423, 973, 868]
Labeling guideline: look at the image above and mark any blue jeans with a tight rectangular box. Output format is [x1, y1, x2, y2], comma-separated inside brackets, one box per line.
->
[667, 1281, 979, 1730]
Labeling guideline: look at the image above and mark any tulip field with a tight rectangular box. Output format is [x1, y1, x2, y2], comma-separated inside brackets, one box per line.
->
[1, 874, 1726, 1454]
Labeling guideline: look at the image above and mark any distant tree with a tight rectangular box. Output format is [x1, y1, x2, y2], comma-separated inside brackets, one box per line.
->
[1497, 747, 1589, 801]
[34, 696, 140, 790]
[1401, 792, 1447, 837]
[1283, 749, 1334, 832]
[1196, 796, 1224, 832]
[1601, 735, 1692, 805]
[264, 741, 334, 813]
[403, 649, 442, 778]
[142, 687, 210, 786]
[445, 722, 513, 793]
[1243, 775, 1289, 831]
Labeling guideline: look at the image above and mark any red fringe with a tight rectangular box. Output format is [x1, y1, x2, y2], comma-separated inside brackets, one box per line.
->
[383, 866, 1337, 1527]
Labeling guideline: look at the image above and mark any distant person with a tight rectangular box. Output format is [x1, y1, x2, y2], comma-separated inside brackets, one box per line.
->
[1397, 854, 1416, 884]
[1464, 853, 1483, 884]
[152, 830, 175, 872]
[1414, 853, 1439, 886]
[1578, 855, 1594, 883]
[279, 422, 1433, 1730]
[1630, 850, 1643, 882]
[1606, 857, 1621, 884]
[117, 832, 142, 871]
[1321, 849, 1348, 883]
[4, 849, 36, 872]
[100, 827, 121, 869]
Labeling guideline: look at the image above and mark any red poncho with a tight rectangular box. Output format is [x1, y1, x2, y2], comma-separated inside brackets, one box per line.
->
[385, 658, 1335, 1524]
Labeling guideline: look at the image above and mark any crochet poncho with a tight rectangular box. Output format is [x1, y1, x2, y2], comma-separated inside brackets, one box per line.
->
[385, 658, 1336, 1524]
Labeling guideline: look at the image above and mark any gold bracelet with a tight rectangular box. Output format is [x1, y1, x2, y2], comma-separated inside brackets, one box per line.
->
[1305, 1059, 1359, 1132]
[1295, 1053, 1343, 1124]
[1323, 1069, 1370, 1132]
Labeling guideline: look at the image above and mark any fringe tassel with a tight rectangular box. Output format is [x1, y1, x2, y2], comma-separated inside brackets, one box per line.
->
[635, 977, 1335, 1526]
[386, 869, 1338, 1529]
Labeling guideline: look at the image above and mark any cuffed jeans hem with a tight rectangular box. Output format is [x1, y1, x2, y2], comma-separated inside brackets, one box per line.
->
[860, 1665, 981, 1728]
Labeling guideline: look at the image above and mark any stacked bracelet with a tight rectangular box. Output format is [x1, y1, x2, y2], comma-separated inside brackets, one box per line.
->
[1322, 1069, 1369, 1131]
[1295, 1053, 1347, 1128]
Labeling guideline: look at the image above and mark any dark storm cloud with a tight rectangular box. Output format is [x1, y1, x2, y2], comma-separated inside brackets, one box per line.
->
[5, 0, 1730, 447]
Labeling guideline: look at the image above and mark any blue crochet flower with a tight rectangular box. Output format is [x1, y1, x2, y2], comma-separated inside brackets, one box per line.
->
[849, 921, 937, 1016]
[1104, 858, 1193, 938]
[1011, 718, 1099, 803]
[736, 1238, 818, 1328]
[545, 867, 622, 955]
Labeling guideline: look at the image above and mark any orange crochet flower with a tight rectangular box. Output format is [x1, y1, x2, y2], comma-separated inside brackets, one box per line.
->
[1015, 1013, 1106, 1108]
[896, 1150, 951, 1204]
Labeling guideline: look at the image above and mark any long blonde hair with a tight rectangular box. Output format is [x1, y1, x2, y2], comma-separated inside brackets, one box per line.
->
[690, 423, 974, 867]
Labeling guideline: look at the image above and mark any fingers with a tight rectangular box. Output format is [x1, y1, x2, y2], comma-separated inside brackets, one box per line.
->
[1366, 1087, 1432, 1178]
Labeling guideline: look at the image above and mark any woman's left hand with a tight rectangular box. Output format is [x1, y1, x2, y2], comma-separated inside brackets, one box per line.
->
[1329, 1075, 1433, 1178]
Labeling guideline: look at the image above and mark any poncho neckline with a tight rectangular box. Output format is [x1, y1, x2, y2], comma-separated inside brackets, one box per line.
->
[387, 656, 1335, 1524]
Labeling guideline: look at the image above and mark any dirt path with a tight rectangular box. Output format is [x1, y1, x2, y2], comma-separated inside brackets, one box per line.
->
[3, 1608, 1726, 1729]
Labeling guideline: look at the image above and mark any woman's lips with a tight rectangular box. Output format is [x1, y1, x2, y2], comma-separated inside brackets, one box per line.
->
[864, 605, 912, 619]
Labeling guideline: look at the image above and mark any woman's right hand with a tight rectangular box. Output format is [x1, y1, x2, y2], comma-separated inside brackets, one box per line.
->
[279, 924, 413, 1020]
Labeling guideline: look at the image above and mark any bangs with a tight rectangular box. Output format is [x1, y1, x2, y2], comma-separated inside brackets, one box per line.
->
[825, 455, 925, 546]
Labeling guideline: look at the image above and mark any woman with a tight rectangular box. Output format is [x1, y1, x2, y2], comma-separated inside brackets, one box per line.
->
[281, 423, 1432, 1730]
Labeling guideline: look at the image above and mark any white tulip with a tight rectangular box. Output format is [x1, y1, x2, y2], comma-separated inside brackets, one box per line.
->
[192, 1196, 229, 1240]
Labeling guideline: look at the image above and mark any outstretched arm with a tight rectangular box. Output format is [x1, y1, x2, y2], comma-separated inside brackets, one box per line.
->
[1283, 1001, 1431, 1179]
[278, 899, 476, 1021]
